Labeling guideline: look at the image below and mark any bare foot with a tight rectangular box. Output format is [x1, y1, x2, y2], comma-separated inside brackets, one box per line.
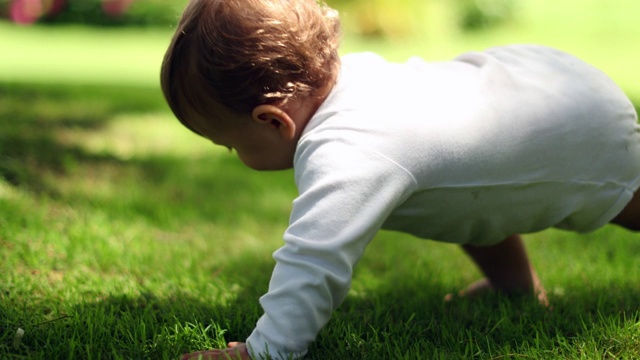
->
[445, 275, 549, 307]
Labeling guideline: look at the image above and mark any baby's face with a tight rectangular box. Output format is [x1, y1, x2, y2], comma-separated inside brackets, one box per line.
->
[185, 108, 297, 171]
[207, 119, 297, 171]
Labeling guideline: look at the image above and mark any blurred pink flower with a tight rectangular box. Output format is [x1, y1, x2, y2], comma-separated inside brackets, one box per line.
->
[101, 0, 134, 16]
[10, 0, 43, 24]
[7, 0, 136, 24]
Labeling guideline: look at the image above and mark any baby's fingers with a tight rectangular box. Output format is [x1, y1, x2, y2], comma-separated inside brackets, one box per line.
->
[444, 278, 494, 302]
[181, 343, 250, 360]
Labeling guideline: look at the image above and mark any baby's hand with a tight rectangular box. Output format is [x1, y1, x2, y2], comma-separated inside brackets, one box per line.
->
[181, 342, 251, 360]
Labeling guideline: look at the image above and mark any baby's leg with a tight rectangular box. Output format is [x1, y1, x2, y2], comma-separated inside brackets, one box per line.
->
[462, 235, 535, 294]
[611, 191, 640, 231]
[451, 235, 548, 305]
[453, 190, 640, 304]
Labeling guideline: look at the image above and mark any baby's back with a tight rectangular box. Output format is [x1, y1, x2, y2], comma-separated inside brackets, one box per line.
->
[302, 45, 640, 245]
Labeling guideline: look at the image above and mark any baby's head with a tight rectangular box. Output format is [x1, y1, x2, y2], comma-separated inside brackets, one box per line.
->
[161, 0, 341, 155]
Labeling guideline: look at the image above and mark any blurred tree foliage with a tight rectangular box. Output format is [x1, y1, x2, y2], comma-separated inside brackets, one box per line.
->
[2, 0, 516, 34]
[458, 0, 516, 30]
[39, 0, 184, 26]
[327, 0, 518, 37]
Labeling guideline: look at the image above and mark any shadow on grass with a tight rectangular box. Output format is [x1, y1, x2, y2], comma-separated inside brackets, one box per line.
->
[312, 275, 640, 359]
[0, 82, 165, 191]
[0, 82, 296, 228]
[1, 253, 275, 359]
[4, 259, 640, 359]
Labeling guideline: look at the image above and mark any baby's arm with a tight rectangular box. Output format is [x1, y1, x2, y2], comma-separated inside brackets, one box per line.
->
[243, 142, 417, 358]
[456, 234, 548, 305]
[179, 141, 415, 359]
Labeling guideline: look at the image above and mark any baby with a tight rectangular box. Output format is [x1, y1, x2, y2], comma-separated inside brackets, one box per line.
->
[160, 0, 640, 359]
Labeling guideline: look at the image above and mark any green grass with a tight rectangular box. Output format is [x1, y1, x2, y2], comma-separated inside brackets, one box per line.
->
[3, 0, 640, 358]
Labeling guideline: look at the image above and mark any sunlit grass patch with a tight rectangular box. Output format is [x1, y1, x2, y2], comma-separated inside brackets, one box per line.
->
[0, 22, 171, 86]
[55, 113, 217, 160]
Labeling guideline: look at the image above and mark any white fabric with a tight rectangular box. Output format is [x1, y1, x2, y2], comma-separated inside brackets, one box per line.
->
[246, 45, 640, 359]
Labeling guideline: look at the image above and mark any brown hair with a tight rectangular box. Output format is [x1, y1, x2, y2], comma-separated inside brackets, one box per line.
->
[160, 0, 341, 133]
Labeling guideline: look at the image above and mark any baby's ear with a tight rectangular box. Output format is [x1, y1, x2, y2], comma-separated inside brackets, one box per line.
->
[252, 104, 296, 140]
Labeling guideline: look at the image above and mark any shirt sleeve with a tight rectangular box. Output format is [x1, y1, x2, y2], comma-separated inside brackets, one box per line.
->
[246, 138, 417, 359]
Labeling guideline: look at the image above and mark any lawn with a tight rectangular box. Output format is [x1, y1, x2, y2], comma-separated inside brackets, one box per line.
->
[2, 0, 640, 359]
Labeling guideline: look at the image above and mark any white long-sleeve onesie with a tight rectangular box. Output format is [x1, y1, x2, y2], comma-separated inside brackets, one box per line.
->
[246, 45, 640, 358]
